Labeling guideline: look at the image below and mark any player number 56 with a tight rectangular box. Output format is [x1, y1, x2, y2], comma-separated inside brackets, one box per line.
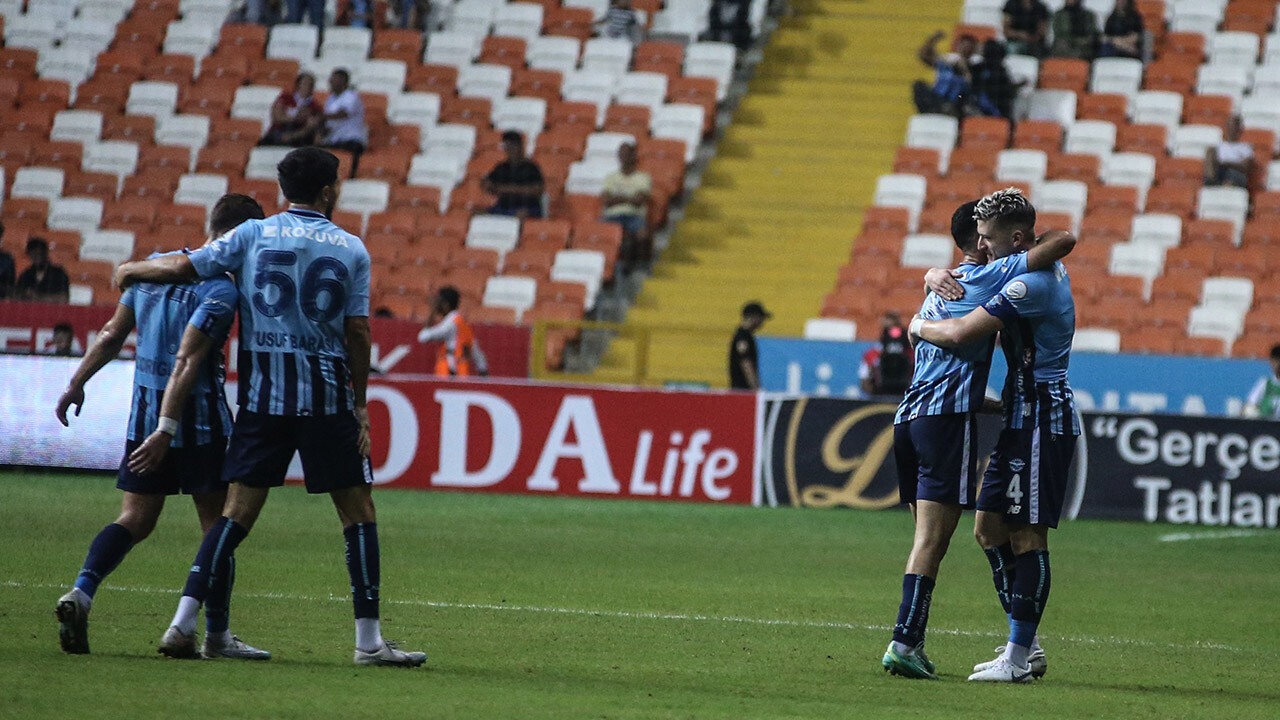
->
[253, 251, 349, 322]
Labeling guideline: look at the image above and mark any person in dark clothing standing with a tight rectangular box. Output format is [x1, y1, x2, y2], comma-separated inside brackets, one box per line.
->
[16, 237, 70, 303]
[729, 301, 770, 390]
[484, 131, 545, 219]
[1101, 0, 1145, 59]
[0, 221, 15, 299]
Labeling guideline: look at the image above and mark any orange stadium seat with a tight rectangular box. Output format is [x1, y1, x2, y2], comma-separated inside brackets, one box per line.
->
[388, 185, 442, 213]
[959, 116, 1010, 151]
[480, 36, 528, 70]
[366, 210, 417, 238]
[406, 64, 458, 95]
[199, 55, 250, 85]
[182, 80, 239, 119]
[217, 24, 268, 58]
[31, 142, 83, 174]
[75, 77, 131, 114]
[633, 40, 683, 80]
[0, 77, 19, 109]
[1079, 212, 1133, 244]
[196, 146, 250, 177]
[441, 96, 493, 130]
[0, 48, 38, 82]
[1123, 327, 1177, 354]
[916, 205, 954, 235]
[1089, 185, 1140, 214]
[64, 171, 120, 204]
[1160, 32, 1206, 63]
[229, 178, 282, 213]
[946, 148, 996, 182]
[1182, 95, 1233, 130]
[211, 117, 265, 147]
[1243, 218, 1280, 245]
[1039, 58, 1089, 94]
[103, 113, 156, 143]
[446, 247, 501, 276]
[419, 213, 470, 246]
[103, 198, 157, 234]
[470, 306, 518, 325]
[20, 79, 72, 107]
[144, 54, 197, 87]
[1116, 123, 1167, 156]
[93, 52, 145, 82]
[602, 104, 652, 136]
[1012, 120, 1063, 155]
[1155, 156, 1204, 190]
[2, 198, 50, 231]
[121, 169, 182, 199]
[138, 145, 192, 174]
[549, 101, 599, 133]
[356, 150, 411, 182]
[1143, 59, 1197, 94]
[503, 248, 555, 281]
[542, 8, 594, 41]
[952, 24, 998, 46]
[1078, 93, 1129, 125]
[1184, 219, 1236, 248]
[1145, 185, 1196, 218]
[1165, 245, 1214, 273]
[512, 68, 564, 103]
[372, 29, 424, 64]
[1048, 152, 1101, 184]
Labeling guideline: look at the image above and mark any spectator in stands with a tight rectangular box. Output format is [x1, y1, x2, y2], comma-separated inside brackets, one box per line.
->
[0, 221, 15, 300]
[285, 0, 324, 28]
[602, 143, 653, 268]
[260, 73, 320, 147]
[320, 69, 367, 174]
[1100, 0, 1145, 59]
[597, 0, 642, 42]
[484, 131, 545, 219]
[1205, 116, 1254, 189]
[46, 323, 78, 357]
[396, 0, 429, 30]
[859, 312, 913, 397]
[970, 39, 1020, 119]
[709, 0, 752, 52]
[729, 302, 770, 390]
[913, 31, 977, 116]
[1002, 0, 1050, 57]
[1050, 0, 1099, 60]
[15, 238, 70, 304]
[235, 0, 283, 25]
[417, 287, 489, 377]
[1244, 344, 1280, 418]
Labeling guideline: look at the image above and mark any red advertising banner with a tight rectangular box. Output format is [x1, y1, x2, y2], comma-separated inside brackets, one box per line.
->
[362, 378, 759, 505]
[0, 301, 530, 378]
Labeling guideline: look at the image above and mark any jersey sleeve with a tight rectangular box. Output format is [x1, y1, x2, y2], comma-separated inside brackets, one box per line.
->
[187, 278, 239, 344]
[345, 246, 371, 318]
[188, 223, 254, 278]
[982, 274, 1050, 325]
[120, 285, 137, 309]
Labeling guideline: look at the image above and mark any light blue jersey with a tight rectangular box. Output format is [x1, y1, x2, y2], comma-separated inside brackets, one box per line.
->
[188, 208, 371, 416]
[896, 253, 1031, 424]
[121, 252, 237, 447]
[982, 261, 1080, 435]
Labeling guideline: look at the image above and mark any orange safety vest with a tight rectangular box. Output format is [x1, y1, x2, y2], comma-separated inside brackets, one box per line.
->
[434, 313, 478, 377]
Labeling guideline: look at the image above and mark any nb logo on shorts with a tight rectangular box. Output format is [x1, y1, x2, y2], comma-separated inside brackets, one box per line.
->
[1009, 505, 1022, 514]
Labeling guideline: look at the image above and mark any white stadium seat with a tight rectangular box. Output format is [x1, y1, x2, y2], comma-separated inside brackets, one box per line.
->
[232, 85, 284, 127]
[483, 275, 538, 318]
[355, 60, 407, 97]
[1195, 64, 1249, 107]
[1210, 31, 1260, 66]
[872, 174, 927, 231]
[582, 38, 634, 78]
[246, 146, 291, 180]
[267, 23, 320, 62]
[321, 26, 373, 62]
[996, 149, 1048, 184]
[82, 141, 139, 178]
[1131, 214, 1183, 248]
[126, 82, 179, 120]
[48, 197, 104, 236]
[467, 215, 521, 255]
[684, 41, 736, 101]
[616, 72, 669, 113]
[389, 92, 441, 131]
[1064, 120, 1117, 161]
[1073, 328, 1122, 353]
[900, 234, 954, 269]
[156, 114, 211, 153]
[652, 104, 705, 162]
[1089, 57, 1143, 101]
[803, 318, 858, 342]
[527, 36, 580, 73]
[551, 249, 606, 307]
[424, 31, 480, 69]
[1201, 277, 1254, 314]
[1172, 124, 1224, 159]
[336, 179, 391, 217]
[458, 63, 513, 104]
[906, 114, 959, 172]
[50, 110, 103, 145]
[1109, 242, 1165, 284]
[493, 2, 544, 42]
[10, 167, 64, 202]
[175, 174, 230, 211]
[1037, 180, 1089, 229]
[1132, 91, 1183, 134]
[1187, 305, 1244, 344]
[80, 230, 135, 265]
[1197, 186, 1249, 242]
[1027, 89, 1077, 127]
[492, 97, 548, 147]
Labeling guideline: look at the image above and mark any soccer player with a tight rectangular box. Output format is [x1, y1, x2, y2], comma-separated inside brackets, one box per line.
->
[882, 200, 1076, 680]
[54, 194, 269, 659]
[113, 147, 426, 667]
[417, 286, 489, 377]
[909, 188, 1079, 683]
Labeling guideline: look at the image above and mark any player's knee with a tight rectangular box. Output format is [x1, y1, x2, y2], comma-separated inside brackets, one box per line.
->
[115, 512, 158, 541]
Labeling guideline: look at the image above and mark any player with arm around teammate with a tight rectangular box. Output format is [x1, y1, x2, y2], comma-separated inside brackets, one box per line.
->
[910, 188, 1079, 683]
[114, 147, 426, 667]
[54, 194, 268, 659]
[881, 200, 1076, 680]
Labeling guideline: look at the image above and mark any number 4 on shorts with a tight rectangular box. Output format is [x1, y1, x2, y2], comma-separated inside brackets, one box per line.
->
[1006, 473, 1024, 503]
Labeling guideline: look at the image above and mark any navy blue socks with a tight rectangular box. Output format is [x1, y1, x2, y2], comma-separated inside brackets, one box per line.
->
[181, 517, 248, 603]
[1009, 549, 1051, 649]
[344, 522, 380, 619]
[204, 555, 236, 635]
[892, 574, 936, 648]
[73, 523, 136, 599]
[983, 543, 1017, 617]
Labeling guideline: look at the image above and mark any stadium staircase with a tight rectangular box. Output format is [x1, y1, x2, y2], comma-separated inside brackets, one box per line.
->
[596, 0, 964, 386]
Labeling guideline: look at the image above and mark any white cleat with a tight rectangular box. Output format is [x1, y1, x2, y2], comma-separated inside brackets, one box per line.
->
[967, 655, 1035, 683]
[157, 626, 202, 660]
[973, 645, 1047, 678]
[202, 634, 272, 661]
[55, 589, 91, 654]
[354, 640, 427, 667]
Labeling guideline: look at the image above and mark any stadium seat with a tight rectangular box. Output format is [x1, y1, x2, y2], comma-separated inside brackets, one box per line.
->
[906, 114, 960, 169]
[267, 23, 320, 62]
[80, 229, 135, 265]
[1027, 89, 1077, 127]
[466, 215, 521, 255]
[684, 41, 735, 101]
[355, 60, 407, 97]
[872, 174, 927, 231]
[803, 318, 857, 342]
[1010, 120, 1061, 155]
[1110, 242, 1165, 284]
[900, 234, 954, 269]
[174, 173, 229, 211]
[483, 275, 538, 318]
[47, 197, 104, 236]
[1040, 58, 1088, 94]
[336, 179, 391, 218]
[424, 31, 480, 69]
[10, 167, 64, 202]
[1047, 152, 1101, 183]
[651, 104, 704, 161]
[1201, 277, 1254, 314]
[1183, 95, 1233, 131]
[1142, 185, 1192, 218]
[995, 149, 1048, 184]
[527, 35, 580, 73]
[1073, 328, 1122, 353]
[1103, 152, 1157, 204]
[550, 248, 605, 307]
[1064, 120, 1116, 161]
[1077, 93, 1129, 126]
[1131, 213, 1184, 248]
[616, 72, 668, 114]
[1037, 180, 1089, 227]
[493, 96, 548, 145]
[1089, 57, 1143, 101]
[458, 63, 513, 104]
[494, 2, 545, 42]
[1196, 186, 1249, 241]
[1196, 65, 1249, 107]
[126, 81, 179, 119]
[1187, 305, 1244, 344]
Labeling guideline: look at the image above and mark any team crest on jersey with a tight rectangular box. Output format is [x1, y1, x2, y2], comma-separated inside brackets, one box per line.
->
[1009, 459, 1025, 472]
[1006, 281, 1028, 300]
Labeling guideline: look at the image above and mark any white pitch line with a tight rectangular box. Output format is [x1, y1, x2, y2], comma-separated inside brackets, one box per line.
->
[1, 580, 1239, 653]
[1159, 529, 1265, 543]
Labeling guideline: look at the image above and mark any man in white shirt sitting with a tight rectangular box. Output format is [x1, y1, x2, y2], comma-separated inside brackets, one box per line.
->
[1205, 116, 1253, 189]
[601, 143, 653, 269]
[321, 69, 367, 176]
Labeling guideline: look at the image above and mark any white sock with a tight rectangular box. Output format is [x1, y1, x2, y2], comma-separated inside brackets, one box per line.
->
[206, 629, 232, 646]
[891, 641, 914, 656]
[170, 596, 201, 636]
[1004, 642, 1030, 668]
[355, 618, 382, 653]
[1031, 634, 1042, 652]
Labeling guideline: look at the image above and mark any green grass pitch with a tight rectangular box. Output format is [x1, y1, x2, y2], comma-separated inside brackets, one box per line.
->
[1, 470, 1277, 719]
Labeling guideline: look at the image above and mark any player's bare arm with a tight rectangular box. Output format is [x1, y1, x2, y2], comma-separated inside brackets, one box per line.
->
[910, 307, 1005, 348]
[56, 304, 136, 426]
[345, 316, 373, 457]
[115, 254, 200, 290]
[923, 230, 1077, 301]
[126, 325, 220, 475]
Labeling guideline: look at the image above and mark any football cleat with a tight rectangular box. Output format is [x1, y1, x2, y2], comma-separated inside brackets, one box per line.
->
[354, 640, 427, 667]
[967, 656, 1034, 683]
[202, 634, 272, 661]
[55, 589, 91, 654]
[157, 626, 202, 659]
[973, 644, 1047, 678]
[881, 642, 939, 680]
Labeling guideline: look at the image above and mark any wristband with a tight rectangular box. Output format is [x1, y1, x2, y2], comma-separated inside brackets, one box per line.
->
[157, 417, 179, 436]
[909, 317, 925, 338]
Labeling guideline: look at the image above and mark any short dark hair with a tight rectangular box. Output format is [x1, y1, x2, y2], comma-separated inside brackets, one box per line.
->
[950, 200, 980, 253]
[277, 147, 340, 205]
[501, 130, 523, 145]
[438, 286, 461, 310]
[26, 237, 48, 253]
[1271, 344, 1280, 360]
[331, 68, 350, 83]
[209, 193, 266, 236]
[54, 323, 73, 335]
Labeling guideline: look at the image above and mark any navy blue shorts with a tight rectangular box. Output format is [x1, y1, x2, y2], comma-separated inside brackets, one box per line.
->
[116, 439, 228, 496]
[894, 413, 979, 508]
[977, 426, 1077, 528]
[222, 410, 374, 494]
